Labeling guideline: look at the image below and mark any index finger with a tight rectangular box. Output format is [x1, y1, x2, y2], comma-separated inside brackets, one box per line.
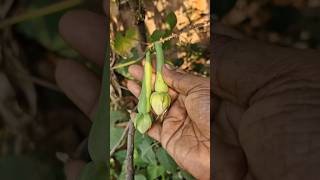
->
[59, 10, 106, 67]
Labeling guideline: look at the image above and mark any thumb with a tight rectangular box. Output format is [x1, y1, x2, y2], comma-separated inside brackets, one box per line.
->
[64, 160, 86, 180]
[162, 65, 209, 95]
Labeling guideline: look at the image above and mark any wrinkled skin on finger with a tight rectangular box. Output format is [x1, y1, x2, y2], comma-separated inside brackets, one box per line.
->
[213, 33, 320, 180]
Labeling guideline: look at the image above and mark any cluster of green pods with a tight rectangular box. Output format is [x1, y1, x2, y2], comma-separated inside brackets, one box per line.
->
[134, 42, 171, 134]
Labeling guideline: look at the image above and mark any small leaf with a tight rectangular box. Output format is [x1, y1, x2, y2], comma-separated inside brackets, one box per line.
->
[166, 12, 177, 30]
[113, 27, 139, 57]
[156, 148, 178, 173]
[78, 162, 108, 180]
[110, 110, 129, 148]
[147, 165, 165, 179]
[150, 29, 172, 50]
[139, 140, 157, 164]
[114, 49, 139, 79]
[150, 30, 165, 42]
[135, 174, 147, 180]
[114, 150, 127, 163]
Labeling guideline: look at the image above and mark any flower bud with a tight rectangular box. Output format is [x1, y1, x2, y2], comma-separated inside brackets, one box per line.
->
[134, 113, 152, 134]
[150, 92, 171, 115]
[155, 73, 169, 93]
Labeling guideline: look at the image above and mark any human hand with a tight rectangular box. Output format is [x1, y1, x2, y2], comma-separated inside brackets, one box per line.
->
[127, 64, 210, 179]
[56, 10, 106, 180]
[213, 32, 320, 180]
[55, 8, 210, 180]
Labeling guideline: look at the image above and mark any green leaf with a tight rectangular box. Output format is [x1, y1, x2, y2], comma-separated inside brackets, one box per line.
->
[110, 110, 129, 149]
[181, 170, 196, 180]
[88, 57, 109, 163]
[135, 174, 147, 180]
[114, 150, 127, 163]
[78, 161, 108, 180]
[113, 27, 139, 57]
[150, 29, 172, 50]
[134, 147, 147, 167]
[156, 148, 178, 173]
[150, 30, 165, 42]
[165, 12, 177, 30]
[114, 49, 139, 79]
[147, 165, 165, 179]
[138, 140, 157, 164]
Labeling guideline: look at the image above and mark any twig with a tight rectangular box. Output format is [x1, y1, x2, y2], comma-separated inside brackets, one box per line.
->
[124, 0, 146, 177]
[111, 55, 144, 70]
[110, 123, 130, 157]
[111, 22, 209, 70]
[125, 121, 135, 180]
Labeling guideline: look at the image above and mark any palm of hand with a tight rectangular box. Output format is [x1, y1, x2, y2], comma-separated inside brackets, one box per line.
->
[160, 90, 210, 180]
[213, 34, 320, 180]
[127, 64, 210, 179]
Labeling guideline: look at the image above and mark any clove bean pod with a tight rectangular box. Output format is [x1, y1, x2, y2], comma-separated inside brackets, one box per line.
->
[150, 42, 171, 115]
[134, 51, 153, 134]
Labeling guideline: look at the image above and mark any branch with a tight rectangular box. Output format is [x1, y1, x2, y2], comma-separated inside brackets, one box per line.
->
[125, 121, 135, 180]
[110, 123, 130, 157]
[111, 22, 210, 70]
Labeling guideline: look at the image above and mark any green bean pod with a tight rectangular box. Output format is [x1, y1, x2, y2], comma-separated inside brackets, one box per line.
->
[151, 42, 171, 115]
[134, 51, 153, 134]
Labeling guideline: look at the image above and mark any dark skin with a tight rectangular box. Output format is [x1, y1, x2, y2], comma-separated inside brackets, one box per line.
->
[57, 8, 320, 180]
[213, 34, 320, 180]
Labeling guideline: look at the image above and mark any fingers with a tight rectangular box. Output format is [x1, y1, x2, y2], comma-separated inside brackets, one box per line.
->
[128, 64, 144, 81]
[213, 23, 244, 39]
[162, 65, 209, 95]
[128, 64, 156, 85]
[55, 60, 100, 120]
[59, 10, 106, 67]
[64, 160, 86, 180]
[212, 34, 320, 106]
[127, 80, 141, 97]
[128, 65, 177, 99]
[214, 101, 248, 179]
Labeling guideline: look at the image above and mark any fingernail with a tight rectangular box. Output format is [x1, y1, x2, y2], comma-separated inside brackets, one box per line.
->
[164, 64, 175, 70]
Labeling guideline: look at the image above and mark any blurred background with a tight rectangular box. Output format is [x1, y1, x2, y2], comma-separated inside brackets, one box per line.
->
[0, 0, 102, 179]
[216, 0, 320, 49]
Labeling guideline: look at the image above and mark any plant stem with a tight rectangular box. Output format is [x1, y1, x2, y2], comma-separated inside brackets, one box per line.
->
[110, 123, 130, 157]
[155, 42, 164, 73]
[154, 42, 169, 92]
[125, 121, 135, 180]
